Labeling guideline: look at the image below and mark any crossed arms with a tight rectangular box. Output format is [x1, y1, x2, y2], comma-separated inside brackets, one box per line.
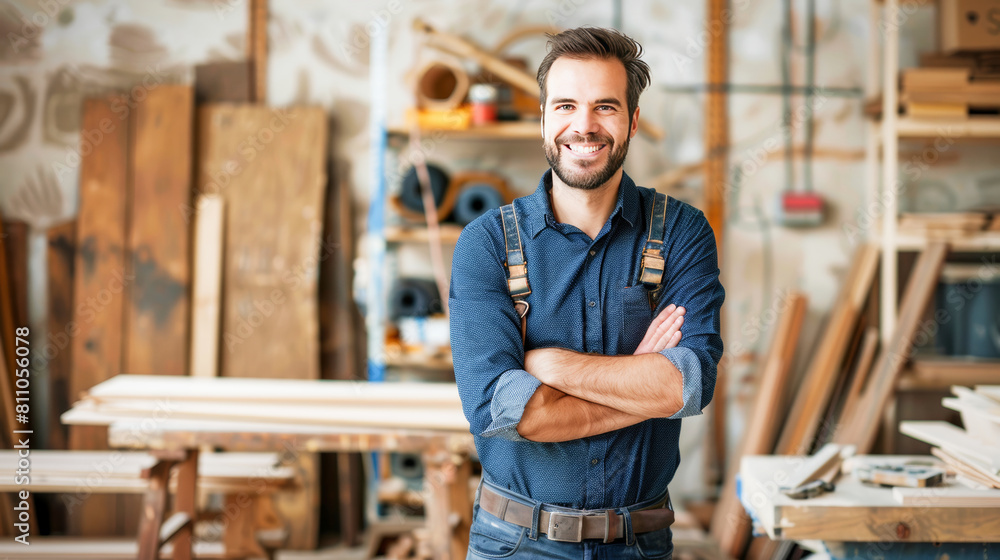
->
[517, 304, 687, 442]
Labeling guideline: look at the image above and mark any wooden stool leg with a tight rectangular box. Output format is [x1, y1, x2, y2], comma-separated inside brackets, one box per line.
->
[172, 449, 198, 560]
[138, 460, 172, 560]
[422, 451, 472, 560]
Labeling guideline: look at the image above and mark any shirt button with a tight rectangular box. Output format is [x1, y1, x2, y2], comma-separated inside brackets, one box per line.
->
[591, 459, 599, 465]
[589, 250, 596, 256]
[588, 300, 596, 307]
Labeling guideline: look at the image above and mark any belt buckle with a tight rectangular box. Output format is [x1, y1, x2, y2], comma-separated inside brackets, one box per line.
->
[546, 512, 584, 543]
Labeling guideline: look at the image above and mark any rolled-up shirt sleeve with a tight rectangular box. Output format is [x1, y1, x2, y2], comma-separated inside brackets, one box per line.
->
[449, 216, 538, 442]
[656, 208, 725, 418]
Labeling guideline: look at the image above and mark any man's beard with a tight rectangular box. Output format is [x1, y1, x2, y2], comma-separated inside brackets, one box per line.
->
[544, 131, 630, 191]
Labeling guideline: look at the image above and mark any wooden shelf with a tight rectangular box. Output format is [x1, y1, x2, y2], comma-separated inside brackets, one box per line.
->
[894, 230, 1000, 251]
[896, 116, 1000, 140]
[385, 225, 464, 244]
[388, 121, 541, 140]
[897, 357, 1000, 391]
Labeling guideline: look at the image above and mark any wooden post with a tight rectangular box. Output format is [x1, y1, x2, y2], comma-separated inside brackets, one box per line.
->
[171, 449, 198, 560]
[704, 0, 729, 487]
[422, 450, 471, 560]
[137, 460, 173, 560]
[248, 0, 268, 103]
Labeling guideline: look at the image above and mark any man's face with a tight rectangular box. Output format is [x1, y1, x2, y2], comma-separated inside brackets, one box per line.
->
[542, 56, 639, 191]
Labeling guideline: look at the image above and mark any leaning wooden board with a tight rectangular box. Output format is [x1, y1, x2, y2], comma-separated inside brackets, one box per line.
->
[70, 94, 131, 535]
[740, 454, 1000, 542]
[196, 105, 327, 549]
[196, 104, 327, 381]
[124, 84, 192, 377]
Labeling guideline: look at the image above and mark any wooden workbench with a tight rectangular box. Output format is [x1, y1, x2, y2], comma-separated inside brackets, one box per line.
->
[62, 375, 476, 560]
[740, 454, 1000, 544]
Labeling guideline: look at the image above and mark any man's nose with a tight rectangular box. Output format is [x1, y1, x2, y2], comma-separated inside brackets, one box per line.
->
[570, 109, 599, 136]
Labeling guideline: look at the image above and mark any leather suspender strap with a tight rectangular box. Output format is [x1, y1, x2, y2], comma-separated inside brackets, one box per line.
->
[500, 204, 530, 343]
[639, 193, 668, 309]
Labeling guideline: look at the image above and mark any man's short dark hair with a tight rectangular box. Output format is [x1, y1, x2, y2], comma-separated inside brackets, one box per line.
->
[536, 27, 651, 124]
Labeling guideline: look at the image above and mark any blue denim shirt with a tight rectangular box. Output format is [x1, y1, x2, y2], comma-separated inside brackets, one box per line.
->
[449, 170, 725, 510]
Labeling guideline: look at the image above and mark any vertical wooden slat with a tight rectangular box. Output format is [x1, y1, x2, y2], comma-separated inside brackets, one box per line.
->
[123, 85, 193, 377]
[248, 0, 268, 103]
[190, 195, 224, 378]
[704, 0, 729, 487]
[46, 220, 76, 450]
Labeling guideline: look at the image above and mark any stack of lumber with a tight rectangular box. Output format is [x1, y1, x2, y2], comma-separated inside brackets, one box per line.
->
[898, 212, 991, 236]
[902, 385, 1000, 490]
[712, 242, 959, 560]
[63, 374, 469, 433]
[901, 66, 1000, 118]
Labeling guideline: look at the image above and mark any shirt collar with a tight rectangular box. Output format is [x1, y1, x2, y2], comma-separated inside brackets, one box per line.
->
[523, 169, 641, 239]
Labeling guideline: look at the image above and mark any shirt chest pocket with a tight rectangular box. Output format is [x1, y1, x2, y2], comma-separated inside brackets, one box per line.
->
[620, 284, 654, 355]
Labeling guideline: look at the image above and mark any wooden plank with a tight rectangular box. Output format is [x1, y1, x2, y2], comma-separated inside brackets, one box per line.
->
[893, 486, 1000, 506]
[977, 385, 1000, 403]
[932, 447, 1000, 488]
[900, 421, 1000, 474]
[70, 95, 129, 421]
[82, 398, 469, 431]
[70, 95, 131, 536]
[196, 105, 327, 381]
[839, 327, 879, 421]
[189, 195, 224, 378]
[137, 460, 172, 560]
[3, 219, 29, 335]
[711, 293, 806, 558]
[46, 220, 76, 450]
[86, 375, 461, 406]
[0, 218, 16, 392]
[123, 84, 193, 377]
[785, 443, 846, 489]
[897, 358, 1000, 390]
[776, 244, 879, 455]
[169, 451, 197, 559]
[835, 243, 948, 452]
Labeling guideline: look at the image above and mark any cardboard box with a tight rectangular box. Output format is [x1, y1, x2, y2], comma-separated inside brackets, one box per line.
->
[940, 0, 1000, 53]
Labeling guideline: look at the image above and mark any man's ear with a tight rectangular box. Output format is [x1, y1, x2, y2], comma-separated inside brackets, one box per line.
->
[540, 109, 545, 138]
[630, 107, 640, 139]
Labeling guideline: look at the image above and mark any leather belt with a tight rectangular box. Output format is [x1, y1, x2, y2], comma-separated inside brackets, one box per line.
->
[478, 485, 675, 543]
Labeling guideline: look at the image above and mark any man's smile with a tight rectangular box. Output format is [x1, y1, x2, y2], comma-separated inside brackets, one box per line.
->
[563, 143, 607, 158]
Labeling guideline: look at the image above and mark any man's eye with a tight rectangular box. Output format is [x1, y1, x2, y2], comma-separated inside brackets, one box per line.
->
[597, 105, 615, 111]
[556, 104, 573, 111]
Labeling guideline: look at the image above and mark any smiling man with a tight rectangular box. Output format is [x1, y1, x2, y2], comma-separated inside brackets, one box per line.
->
[450, 27, 725, 559]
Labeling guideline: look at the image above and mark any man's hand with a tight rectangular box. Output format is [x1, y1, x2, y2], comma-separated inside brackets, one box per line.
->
[633, 304, 684, 355]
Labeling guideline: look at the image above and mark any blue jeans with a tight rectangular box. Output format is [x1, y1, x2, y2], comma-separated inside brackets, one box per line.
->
[466, 481, 673, 560]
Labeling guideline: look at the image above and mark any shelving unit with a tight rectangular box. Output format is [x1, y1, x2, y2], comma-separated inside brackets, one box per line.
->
[868, 0, 1000, 343]
[388, 120, 541, 140]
